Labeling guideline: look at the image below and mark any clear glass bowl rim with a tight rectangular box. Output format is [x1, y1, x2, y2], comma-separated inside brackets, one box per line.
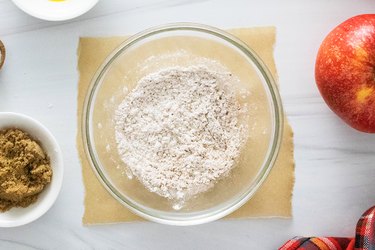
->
[82, 22, 284, 226]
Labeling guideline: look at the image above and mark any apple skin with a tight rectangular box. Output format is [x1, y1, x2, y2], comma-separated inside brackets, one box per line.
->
[315, 14, 375, 133]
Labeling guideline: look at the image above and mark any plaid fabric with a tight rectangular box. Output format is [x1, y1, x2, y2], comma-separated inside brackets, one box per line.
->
[355, 206, 375, 250]
[279, 206, 375, 250]
[279, 237, 353, 250]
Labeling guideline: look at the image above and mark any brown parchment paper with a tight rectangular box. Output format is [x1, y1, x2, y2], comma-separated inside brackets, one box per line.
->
[77, 27, 294, 225]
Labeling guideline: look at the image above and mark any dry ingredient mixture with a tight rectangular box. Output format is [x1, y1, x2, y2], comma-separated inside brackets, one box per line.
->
[115, 66, 248, 201]
[0, 129, 52, 212]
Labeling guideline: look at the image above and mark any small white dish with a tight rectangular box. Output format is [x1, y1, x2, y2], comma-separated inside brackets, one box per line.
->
[11, 0, 99, 21]
[0, 112, 63, 227]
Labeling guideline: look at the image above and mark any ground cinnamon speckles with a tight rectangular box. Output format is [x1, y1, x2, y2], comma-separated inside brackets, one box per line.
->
[0, 129, 52, 212]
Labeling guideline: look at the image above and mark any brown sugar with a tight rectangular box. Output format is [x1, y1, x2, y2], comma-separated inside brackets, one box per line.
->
[0, 129, 52, 212]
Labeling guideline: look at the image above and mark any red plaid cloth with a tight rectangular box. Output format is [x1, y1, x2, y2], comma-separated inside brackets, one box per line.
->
[355, 206, 375, 250]
[279, 206, 375, 250]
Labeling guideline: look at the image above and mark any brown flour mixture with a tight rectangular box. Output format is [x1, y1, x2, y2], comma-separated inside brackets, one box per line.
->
[0, 129, 52, 212]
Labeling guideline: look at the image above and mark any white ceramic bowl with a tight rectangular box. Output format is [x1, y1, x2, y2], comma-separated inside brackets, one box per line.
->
[0, 112, 63, 227]
[11, 0, 99, 21]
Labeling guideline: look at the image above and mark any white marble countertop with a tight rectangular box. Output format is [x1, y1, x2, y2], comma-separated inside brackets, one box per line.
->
[0, 0, 375, 249]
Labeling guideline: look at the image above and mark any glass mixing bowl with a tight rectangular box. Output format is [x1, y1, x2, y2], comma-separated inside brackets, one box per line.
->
[82, 23, 283, 225]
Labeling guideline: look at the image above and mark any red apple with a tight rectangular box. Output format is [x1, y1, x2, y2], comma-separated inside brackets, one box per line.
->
[315, 14, 375, 133]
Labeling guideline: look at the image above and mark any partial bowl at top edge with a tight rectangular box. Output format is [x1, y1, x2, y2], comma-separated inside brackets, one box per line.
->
[11, 0, 99, 21]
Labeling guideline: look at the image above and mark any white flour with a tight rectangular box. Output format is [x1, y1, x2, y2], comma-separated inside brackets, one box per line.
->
[114, 66, 248, 202]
